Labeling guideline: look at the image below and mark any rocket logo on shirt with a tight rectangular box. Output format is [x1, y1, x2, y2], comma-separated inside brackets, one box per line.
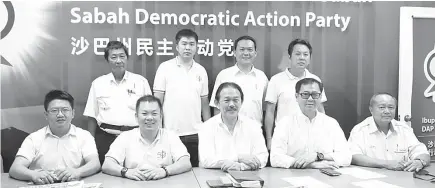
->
[157, 150, 166, 159]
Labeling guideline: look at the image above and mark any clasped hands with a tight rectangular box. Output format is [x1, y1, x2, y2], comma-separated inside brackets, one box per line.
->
[292, 152, 339, 170]
[220, 155, 262, 171]
[124, 167, 167, 181]
[384, 159, 424, 172]
[31, 168, 80, 185]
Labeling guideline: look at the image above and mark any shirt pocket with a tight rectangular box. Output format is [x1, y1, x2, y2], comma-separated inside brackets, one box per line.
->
[393, 141, 409, 161]
[96, 95, 112, 111]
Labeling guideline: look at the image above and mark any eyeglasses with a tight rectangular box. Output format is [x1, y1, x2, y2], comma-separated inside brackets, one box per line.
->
[298, 92, 321, 99]
[47, 108, 72, 115]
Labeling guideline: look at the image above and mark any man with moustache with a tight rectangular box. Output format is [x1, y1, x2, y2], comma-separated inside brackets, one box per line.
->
[154, 29, 211, 167]
[199, 82, 268, 171]
[84, 41, 152, 164]
[265, 39, 327, 150]
[9, 90, 100, 184]
[348, 93, 430, 172]
[102, 95, 192, 180]
[210, 35, 268, 124]
[271, 78, 351, 169]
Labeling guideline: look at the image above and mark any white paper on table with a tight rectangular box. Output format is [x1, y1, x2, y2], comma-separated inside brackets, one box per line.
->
[282, 176, 332, 188]
[352, 180, 404, 188]
[336, 167, 387, 179]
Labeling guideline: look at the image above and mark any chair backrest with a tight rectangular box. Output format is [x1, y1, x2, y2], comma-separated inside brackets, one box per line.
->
[1, 127, 29, 173]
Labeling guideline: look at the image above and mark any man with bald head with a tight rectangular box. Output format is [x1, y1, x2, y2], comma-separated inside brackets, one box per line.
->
[348, 93, 430, 172]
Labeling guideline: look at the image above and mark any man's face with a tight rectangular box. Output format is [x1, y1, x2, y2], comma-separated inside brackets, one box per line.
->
[136, 101, 162, 132]
[234, 39, 257, 66]
[370, 94, 396, 125]
[216, 87, 242, 119]
[176, 37, 197, 59]
[295, 83, 322, 113]
[108, 48, 128, 73]
[45, 99, 74, 130]
[289, 44, 311, 69]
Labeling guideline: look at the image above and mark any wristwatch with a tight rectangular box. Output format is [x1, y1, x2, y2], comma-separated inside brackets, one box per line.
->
[121, 167, 128, 178]
[316, 152, 324, 161]
[162, 166, 169, 177]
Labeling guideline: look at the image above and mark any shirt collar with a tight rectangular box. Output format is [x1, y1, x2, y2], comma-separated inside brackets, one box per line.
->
[285, 68, 307, 80]
[296, 109, 321, 124]
[45, 124, 77, 138]
[138, 128, 162, 146]
[366, 116, 397, 134]
[175, 56, 195, 69]
[217, 113, 242, 133]
[108, 71, 130, 83]
[231, 64, 257, 76]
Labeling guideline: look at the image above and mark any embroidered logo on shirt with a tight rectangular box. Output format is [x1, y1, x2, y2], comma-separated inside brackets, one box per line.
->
[157, 150, 166, 159]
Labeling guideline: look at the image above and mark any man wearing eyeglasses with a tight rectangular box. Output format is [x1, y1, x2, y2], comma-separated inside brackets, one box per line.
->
[9, 90, 100, 185]
[84, 41, 152, 165]
[348, 93, 430, 172]
[270, 78, 351, 169]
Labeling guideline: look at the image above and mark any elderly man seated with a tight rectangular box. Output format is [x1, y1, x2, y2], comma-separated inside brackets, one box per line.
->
[348, 93, 430, 172]
[102, 95, 192, 180]
[9, 90, 100, 184]
[199, 82, 268, 171]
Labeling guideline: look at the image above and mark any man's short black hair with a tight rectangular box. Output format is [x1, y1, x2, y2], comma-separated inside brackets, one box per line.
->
[288, 38, 312, 57]
[233, 35, 257, 51]
[215, 82, 244, 102]
[175, 29, 199, 44]
[44, 90, 74, 111]
[295, 78, 323, 94]
[104, 41, 129, 61]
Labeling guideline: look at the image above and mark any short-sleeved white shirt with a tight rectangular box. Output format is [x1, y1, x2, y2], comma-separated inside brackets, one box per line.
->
[209, 65, 268, 123]
[348, 116, 429, 161]
[198, 114, 269, 170]
[265, 69, 327, 124]
[83, 71, 152, 135]
[105, 128, 190, 169]
[153, 57, 209, 136]
[16, 124, 98, 171]
[271, 111, 351, 168]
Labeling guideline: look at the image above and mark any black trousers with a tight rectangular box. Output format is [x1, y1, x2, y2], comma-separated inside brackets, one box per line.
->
[180, 134, 199, 167]
[95, 127, 117, 165]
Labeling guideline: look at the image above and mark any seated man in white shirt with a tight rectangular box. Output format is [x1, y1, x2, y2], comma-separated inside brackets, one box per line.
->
[9, 90, 100, 184]
[199, 82, 268, 171]
[348, 93, 430, 172]
[102, 95, 192, 181]
[271, 78, 351, 169]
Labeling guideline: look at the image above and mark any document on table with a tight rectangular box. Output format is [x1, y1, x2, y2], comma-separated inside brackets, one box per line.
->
[352, 180, 403, 188]
[336, 167, 386, 179]
[282, 176, 332, 188]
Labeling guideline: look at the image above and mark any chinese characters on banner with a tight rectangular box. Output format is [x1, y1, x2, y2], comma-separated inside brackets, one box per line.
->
[70, 37, 234, 57]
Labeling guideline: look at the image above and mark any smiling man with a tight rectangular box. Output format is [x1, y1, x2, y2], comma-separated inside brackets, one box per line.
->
[84, 41, 152, 165]
[271, 78, 351, 169]
[210, 35, 268, 124]
[199, 82, 268, 171]
[265, 39, 327, 150]
[153, 29, 211, 167]
[102, 95, 192, 181]
[9, 90, 100, 185]
[348, 93, 430, 172]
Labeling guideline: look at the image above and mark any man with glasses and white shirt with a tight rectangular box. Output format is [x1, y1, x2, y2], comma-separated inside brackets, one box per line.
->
[9, 90, 100, 185]
[271, 78, 351, 169]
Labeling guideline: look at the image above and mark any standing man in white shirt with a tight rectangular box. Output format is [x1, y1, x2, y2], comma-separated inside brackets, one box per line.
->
[9, 90, 100, 185]
[154, 29, 211, 167]
[271, 78, 351, 169]
[210, 35, 269, 124]
[348, 93, 430, 172]
[199, 82, 268, 171]
[84, 41, 152, 164]
[265, 39, 326, 150]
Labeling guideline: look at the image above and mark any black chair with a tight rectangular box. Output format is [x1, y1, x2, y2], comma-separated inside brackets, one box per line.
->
[1, 127, 29, 173]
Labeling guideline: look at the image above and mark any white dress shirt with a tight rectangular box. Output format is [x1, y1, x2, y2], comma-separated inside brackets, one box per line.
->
[348, 116, 429, 161]
[271, 111, 351, 168]
[16, 124, 98, 171]
[209, 65, 268, 124]
[198, 114, 269, 170]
